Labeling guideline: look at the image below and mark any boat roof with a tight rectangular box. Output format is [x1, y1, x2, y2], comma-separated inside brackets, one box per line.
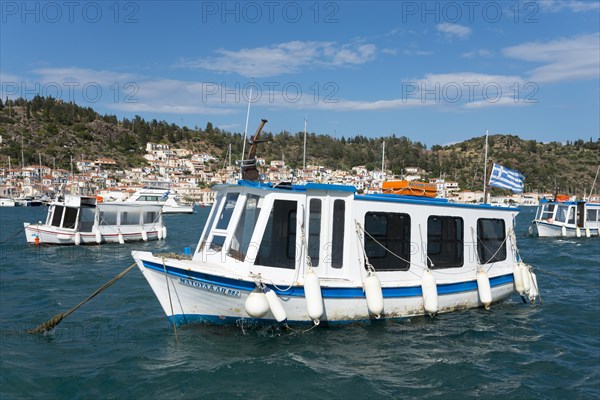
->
[214, 181, 519, 211]
[539, 198, 599, 206]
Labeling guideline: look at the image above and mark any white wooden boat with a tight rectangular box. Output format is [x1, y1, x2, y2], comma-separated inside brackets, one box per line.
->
[529, 197, 600, 238]
[24, 195, 166, 245]
[132, 120, 539, 328]
[0, 198, 17, 207]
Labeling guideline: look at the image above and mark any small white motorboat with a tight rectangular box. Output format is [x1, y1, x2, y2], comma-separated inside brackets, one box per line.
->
[529, 196, 599, 238]
[24, 195, 166, 245]
[132, 120, 539, 328]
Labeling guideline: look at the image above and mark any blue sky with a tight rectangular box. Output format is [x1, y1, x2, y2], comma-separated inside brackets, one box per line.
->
[1, 0, 599, 146]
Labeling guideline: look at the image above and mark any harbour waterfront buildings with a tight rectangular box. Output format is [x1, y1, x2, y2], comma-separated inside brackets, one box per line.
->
[0, 142, 563, 206]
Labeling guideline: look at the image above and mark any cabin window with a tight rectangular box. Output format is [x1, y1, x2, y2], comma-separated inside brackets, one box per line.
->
[63, 207, 78, 229]
[567, 207, 575, 224]
[308, 199, 322, 266]
[51, 205, 64, 227]
[139, 195, 160, 202]
[79, 207, 96, 232]
[100, 210, 118, 226]
[120, 211, 140, 225]
[364, 212, 411, 271]
[477, 218, 506, 264]
[554, 205, 569, 223]
[587, 209, 598, 222]
[427, 216, 463, 269]
[330, 200, 345, 268]
[210, 235, 226, 251]
[540, 204, 555, 220]
[143, 211, 158, 224]
[216, 193, 239, 230]
[256, 200, 297, 269]
[229, 194, 262, 261]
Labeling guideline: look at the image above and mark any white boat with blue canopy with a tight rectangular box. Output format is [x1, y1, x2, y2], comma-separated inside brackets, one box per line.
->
[132, 120, 539, 328]
[529, 198, 600, 238]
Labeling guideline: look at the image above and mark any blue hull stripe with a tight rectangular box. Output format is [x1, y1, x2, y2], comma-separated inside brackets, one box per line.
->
[170, 313, 389, 327]
[142, 260, 514, 299]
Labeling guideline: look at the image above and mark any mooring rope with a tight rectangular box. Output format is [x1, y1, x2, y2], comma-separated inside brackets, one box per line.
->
[162, 257, 179, 342]
[0, 226, 25, 245]
[27, 262, 138, 334]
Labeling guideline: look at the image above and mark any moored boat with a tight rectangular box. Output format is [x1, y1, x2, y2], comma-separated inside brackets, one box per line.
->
[119, 182, 194, 214]
[529, 197, 600, 238]
[132, 120, 539, 328]
[0, 198, 17, 207]
[24, 195, 165, 245]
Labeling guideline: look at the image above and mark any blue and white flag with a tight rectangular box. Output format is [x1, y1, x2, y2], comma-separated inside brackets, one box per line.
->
[488, 163, 525, 193]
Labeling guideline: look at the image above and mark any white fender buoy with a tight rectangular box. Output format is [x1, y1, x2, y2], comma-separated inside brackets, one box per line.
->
[265, 288, 287, 322]
[561, 225, 567, 237]
[513, 263, 525, 295]
[304, 269, 324, 323]
[141, 229, 148, 242]
[529, 271, 539, 303]
[244, 289, 270, 318]
[161, 226, 167, 240]
[364, 272, 384, 318]
[422, 270, 439, 315]
[95, 230, 102, 244]
[476, 269, 492, 310]
[74, 231, 81, 246]
[522, 265, 532, 295]
[585, 227, 591, 238]
[118, 231, 125, 244]
[576, 227, 581, 238]
[157, 227, 163, 240]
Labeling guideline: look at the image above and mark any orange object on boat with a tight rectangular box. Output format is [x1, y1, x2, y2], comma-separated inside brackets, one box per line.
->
[381, 180, 437, 198]
[554, 194, 569, 202]
[96, 195, 103, 203]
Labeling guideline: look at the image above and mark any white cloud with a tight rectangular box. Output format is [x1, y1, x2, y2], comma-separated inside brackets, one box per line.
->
[179, 40, 377, 77]
[538, 0, 600, 13]
[32, 67, 137, 86]
[403, 50, 434, 56]
[436, 23, 472, 40]
[502, 33, 600, 82]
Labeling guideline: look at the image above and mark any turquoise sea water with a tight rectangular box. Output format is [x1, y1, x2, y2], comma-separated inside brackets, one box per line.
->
[1, 205, 599, 399]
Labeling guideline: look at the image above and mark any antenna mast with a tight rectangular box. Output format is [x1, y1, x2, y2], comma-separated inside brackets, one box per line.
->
[483, 130, 489, 204]
[241, 78, 254, 174]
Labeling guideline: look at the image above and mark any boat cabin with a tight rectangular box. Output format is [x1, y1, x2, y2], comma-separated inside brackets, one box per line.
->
[194, 181, 517, 283]
[46, 195, 161, 233]
[535, 199, 599, 228]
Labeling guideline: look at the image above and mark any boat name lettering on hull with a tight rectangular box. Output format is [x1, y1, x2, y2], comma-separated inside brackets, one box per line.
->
[178, 278, 241, 298]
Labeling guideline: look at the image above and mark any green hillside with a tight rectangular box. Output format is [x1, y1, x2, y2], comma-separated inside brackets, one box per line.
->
[0, 96, 598, 195]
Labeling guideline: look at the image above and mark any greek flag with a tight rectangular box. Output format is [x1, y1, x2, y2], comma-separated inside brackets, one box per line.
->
[488, 163, 525, 193]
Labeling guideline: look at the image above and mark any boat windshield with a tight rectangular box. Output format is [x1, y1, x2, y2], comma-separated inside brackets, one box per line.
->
[228, 194, 262, 261]
[207, 192, 240, 252]
[538, 203, 555, 220]
[554, 205, 575, 224]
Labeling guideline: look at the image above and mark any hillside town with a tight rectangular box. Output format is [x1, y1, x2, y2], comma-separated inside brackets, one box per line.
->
[0, 141, 563, 206]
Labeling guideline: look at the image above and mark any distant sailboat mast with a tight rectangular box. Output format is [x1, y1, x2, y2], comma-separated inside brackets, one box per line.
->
[588, 165, 600, 200]
[381, 140, 385, 182]
[8, 156, 12, 198]
[303, 116, 307, 172]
